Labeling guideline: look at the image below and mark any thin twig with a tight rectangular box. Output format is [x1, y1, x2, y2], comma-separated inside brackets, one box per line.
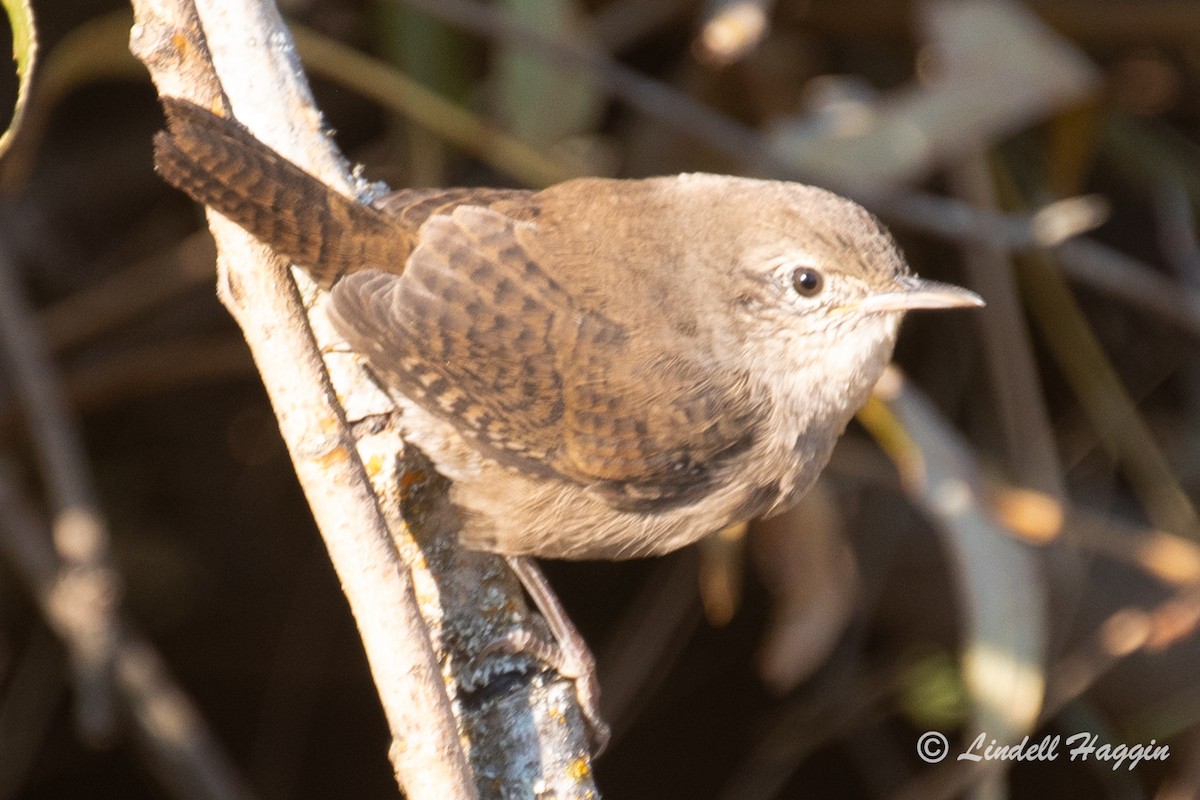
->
[0, 629, 63, 800]
[0, 458, 257, 800]
[38, 231, 216, 353]
[0, 337, 254, 442]
[597, 551, 704, 741]
[1055, 237, 1200, 340]
[947, 150, 1064, 499]
[289, 23, 586, 187]
[396, 0, 764, 160]
[0, 238, 119, 743]
[718, 660, 898, 800]
[1013, 223, 1200, 540]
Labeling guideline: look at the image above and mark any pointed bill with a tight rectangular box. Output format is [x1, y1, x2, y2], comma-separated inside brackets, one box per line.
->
[857, 275, 984, 313]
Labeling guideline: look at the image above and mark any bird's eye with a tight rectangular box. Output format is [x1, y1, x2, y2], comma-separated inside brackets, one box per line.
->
[790, 266, 824, 298]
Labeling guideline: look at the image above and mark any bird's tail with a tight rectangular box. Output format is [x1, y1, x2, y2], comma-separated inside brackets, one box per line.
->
[153, 97, 413, 288]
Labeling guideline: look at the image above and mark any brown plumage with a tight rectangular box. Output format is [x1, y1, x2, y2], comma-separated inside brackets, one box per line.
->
[155, 97, 416, 289]
[153, 97, 981, 561]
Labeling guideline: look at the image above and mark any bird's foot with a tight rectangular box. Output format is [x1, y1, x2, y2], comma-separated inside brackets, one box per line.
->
[477, 556, 611, 754]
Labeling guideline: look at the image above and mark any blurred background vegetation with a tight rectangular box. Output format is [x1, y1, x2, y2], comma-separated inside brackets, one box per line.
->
[1, 0, 1200, 798]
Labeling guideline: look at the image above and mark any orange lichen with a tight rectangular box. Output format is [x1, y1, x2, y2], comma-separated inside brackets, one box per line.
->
[567, 757, 591, 781]
[364, 453, 385, 477]
[318, 445, 350, 469]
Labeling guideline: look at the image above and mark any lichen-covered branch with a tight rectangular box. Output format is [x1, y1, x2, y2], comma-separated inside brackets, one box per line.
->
[128, 0, 600, 796]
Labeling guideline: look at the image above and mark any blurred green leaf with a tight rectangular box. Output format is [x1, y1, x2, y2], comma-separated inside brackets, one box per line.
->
[373, 1, 471, 102]
[898, 647, 972, 730]
[494, 0, 603, 148]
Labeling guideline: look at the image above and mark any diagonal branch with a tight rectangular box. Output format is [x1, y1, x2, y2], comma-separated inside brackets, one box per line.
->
[129, 2, 477, 797]
[129, 0, 601, 797]
[0, 233, 120, 743]
[0, 458, 258, 800]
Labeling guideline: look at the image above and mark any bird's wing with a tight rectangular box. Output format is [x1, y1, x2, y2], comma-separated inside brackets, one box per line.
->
[328, 204, 764, 511]
[372, 186, 532, 230]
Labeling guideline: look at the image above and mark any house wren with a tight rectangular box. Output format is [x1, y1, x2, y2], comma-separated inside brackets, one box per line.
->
[153, 97, 981, 745]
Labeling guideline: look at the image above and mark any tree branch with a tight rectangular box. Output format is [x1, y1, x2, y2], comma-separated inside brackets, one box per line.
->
[129, 0, 600, 796]
[0, 457, 257, 800]
[0, 232, 119, 743]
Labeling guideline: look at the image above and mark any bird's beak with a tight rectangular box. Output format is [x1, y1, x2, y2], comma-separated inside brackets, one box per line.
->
[856, 275, 985, 313]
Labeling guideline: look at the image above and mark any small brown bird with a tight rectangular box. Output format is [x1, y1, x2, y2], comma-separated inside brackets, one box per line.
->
[154, 97, 982, 748]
